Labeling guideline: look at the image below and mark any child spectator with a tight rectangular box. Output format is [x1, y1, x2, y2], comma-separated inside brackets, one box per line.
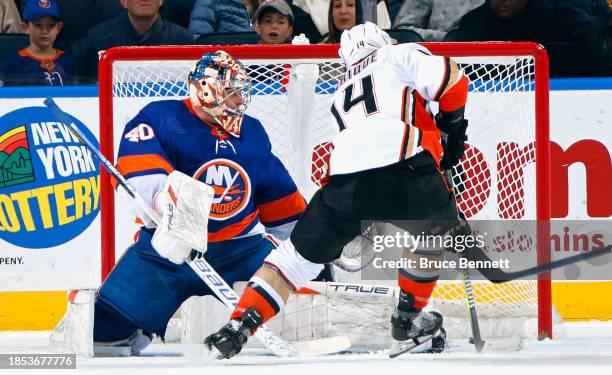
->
[1, 0, 22, 33]
[0, 0, 74, 86]
[254, 0, 294, 44]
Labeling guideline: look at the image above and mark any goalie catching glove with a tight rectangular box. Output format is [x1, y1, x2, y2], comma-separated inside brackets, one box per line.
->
[151, 170, 215, 264]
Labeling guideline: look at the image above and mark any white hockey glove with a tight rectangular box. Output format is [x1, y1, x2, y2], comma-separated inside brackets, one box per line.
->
[151, 170, 215, 264]
[291, 33, 310, 45]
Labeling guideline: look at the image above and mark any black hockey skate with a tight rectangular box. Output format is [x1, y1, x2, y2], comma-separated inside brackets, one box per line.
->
[204, 308, 263, 359]
[389, 291, 446, 358]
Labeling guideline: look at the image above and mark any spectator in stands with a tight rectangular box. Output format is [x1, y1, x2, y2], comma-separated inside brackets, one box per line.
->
[449, 0, 568, 43]
[161, 0, 195, 29]
[323, 0, 361, 43]
[560, 0, 611, 29]
[189, 0, 251, 39]
[393, 0, 484, 42]
[248, 0, 296, 90]
[74, 0, 193, 83]
[255, 0, 293, 44]
[53, 0, 125, 52]
[568, 0, 612, 76]
[1, 0, 22, 33]
[449, 0, 612, 76]
[0, 0, 74, 86]
[386, 0, 403, 22]
[254, 0, 294, 44]
[294, 0, 390, 41]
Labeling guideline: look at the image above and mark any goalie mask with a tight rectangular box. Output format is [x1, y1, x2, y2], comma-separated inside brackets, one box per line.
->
[188, 51, 252, 137]
[339, 22, 392, 66]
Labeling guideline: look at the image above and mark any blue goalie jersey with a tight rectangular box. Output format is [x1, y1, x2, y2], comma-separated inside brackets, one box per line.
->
[115, 99, 306, 251]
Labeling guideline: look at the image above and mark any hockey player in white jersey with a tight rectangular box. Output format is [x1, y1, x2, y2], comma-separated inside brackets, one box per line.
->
[205, 22, 470, 358]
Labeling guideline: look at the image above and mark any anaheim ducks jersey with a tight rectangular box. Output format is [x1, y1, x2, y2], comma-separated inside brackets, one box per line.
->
[115, 99, 306, 251]
[329, 43, 450, 175]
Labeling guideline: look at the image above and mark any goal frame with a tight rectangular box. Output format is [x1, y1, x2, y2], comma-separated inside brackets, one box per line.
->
[98, 42, 551, 339]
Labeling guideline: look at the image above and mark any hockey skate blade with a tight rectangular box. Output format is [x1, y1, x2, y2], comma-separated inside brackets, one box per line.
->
[293, 336, 352, 357]
[389, 334, 435, 358]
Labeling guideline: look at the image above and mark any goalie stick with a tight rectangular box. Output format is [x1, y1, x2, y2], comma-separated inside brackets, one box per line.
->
[43, 98, 350, 358]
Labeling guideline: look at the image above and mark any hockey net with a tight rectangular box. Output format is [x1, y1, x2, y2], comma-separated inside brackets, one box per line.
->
[98, 44, 553, 347]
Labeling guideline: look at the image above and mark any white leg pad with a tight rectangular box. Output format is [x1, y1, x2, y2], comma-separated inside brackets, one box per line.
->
[264, 239, 324, 290]
[49, 289, 95, 357]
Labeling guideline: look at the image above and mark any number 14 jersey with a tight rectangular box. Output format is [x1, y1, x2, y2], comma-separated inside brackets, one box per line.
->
[329, 43, 452, 175]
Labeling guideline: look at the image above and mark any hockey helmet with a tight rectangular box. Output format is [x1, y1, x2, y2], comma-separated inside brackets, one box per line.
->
[339, 22, 391, 66]
[188, 51, 252, 137]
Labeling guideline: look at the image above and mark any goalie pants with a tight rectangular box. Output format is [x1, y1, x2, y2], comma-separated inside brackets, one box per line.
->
[291, 151, 459, 264]
[93, 229, 277, 341]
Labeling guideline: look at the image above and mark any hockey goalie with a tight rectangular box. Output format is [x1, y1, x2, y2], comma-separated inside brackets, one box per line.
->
[50, 51, 326, 357]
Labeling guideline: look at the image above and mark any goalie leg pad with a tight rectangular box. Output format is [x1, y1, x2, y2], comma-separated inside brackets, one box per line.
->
[96, 229, 198, 338]
[50, 289, 96, 357]
[98, 230, 277, 338]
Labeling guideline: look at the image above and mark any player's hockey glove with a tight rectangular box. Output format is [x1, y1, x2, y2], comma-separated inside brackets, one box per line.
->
[436, 113, 468, 170]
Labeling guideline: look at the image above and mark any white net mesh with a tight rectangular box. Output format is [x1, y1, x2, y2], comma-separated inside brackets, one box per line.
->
[102, 45, 550, 343]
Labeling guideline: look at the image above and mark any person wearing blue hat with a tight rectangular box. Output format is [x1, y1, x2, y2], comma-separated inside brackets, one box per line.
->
[0, 0, 74, 86]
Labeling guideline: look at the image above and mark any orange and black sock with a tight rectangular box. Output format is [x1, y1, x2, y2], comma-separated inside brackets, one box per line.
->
[230, 276, 285, 328]
[398, 268, 438, 309]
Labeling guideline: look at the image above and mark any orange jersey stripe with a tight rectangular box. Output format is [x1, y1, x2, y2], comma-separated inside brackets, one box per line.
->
[439, 75, 468, 112]
[112, 154, 173, 189]
[257, 191, 306, 224]
[116, 154, 174, 176]
[411, 93, 443, 164]
[208, 210, 259, 242]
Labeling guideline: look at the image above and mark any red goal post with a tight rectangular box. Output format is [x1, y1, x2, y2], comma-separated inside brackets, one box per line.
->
[98, 43, 552, 339]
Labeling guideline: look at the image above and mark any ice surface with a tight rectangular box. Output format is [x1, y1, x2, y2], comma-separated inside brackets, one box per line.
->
[1, 322, 611, 375]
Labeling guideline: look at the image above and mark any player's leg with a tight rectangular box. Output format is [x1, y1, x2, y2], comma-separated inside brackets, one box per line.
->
[367, 152, 457, 348]
[94, 227, 281, 356]
[391, 247, 444, 344]
[205, 182, 363, 357]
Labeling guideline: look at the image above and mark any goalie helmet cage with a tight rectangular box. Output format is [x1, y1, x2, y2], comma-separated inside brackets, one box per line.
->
[98, 43, 552, 340]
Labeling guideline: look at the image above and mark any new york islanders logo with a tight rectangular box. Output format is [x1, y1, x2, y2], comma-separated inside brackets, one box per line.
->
[194, 159, 251, 220]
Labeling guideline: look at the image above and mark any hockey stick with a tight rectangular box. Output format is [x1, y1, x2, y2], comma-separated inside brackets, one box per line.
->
[43, 98, 349, 358]
[464, 242, 612, 283]
[444, 170, 485, 353]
